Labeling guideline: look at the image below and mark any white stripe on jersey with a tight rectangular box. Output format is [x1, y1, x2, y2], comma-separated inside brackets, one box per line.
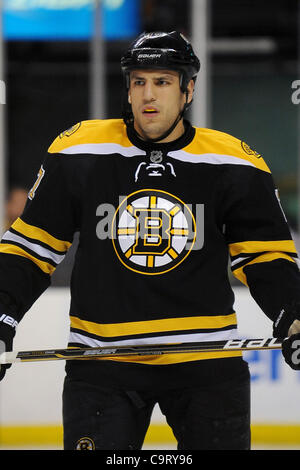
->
[168, 150, 256, 168]
[2, 231, 65, 265]
[68, 328, 239, 348]
[231, 256, 252, 267]
[58, 143, 146, 157]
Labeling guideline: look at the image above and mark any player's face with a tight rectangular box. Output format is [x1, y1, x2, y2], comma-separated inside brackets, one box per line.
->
[128, 69, 193, 142]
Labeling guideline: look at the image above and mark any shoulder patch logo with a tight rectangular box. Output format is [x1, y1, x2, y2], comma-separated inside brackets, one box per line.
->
[59, 122, 81, 139]
[241, 141, 261, 158]
[75, 437, 95, 450]
[111, 189, 197, 275]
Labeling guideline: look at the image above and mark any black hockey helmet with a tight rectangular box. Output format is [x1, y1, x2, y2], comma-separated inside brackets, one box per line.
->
[121, 31, 200, 142]
[121, 31, 200, 93]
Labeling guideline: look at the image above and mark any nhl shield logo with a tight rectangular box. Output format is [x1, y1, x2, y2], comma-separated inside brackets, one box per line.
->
[150, 151, 163, 163]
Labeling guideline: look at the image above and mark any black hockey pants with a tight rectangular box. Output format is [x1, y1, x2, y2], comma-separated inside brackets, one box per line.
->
[62, 369, 251, 450]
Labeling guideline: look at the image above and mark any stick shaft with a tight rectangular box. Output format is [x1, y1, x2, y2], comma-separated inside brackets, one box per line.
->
[0, 337, 282, 364]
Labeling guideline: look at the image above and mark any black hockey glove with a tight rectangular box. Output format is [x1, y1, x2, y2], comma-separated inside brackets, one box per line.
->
[0, 313, 18, 380]
[273, 301, 300, 339]
[273, 301, 300, 370]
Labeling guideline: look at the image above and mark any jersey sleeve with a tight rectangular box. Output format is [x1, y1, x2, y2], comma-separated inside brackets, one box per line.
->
[223, 157, 300, 322]
[0, 151, 80, 318]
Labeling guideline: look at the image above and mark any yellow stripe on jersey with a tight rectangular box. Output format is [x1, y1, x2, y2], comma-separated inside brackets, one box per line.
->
[48, 119, 132, 154]
[0, 243, 56, 274]
[48, 119, 270, 178]
[98, 350, 242, 365]
[233, 252, 296, 286]
[70, 313, 237, 338]
[183, 127, 271, 173]
[12, 218, 71, 253]
[229, 240, 297, 257]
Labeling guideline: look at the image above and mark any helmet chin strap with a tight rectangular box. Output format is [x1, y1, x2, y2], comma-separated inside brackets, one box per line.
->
[131, 92, 190, 144]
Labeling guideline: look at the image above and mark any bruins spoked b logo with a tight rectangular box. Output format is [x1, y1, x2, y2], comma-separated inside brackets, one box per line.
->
[112, 189, 196, 275]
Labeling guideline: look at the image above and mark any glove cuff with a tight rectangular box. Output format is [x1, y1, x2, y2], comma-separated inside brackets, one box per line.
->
[0, 301, 20, 352]
[273, 301, 300, 339]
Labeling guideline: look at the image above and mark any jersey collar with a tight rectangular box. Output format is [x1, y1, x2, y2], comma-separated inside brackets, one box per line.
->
[126, 119, 195, 153]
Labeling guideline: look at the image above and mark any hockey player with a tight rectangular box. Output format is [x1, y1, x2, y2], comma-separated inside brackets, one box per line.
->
[1, 31, 300, 450]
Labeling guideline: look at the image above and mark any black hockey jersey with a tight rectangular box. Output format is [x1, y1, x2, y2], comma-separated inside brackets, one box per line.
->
[1, 119, 300, 385]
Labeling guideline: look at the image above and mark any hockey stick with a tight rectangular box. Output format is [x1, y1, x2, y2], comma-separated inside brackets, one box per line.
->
[0, 337, 282, 364]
